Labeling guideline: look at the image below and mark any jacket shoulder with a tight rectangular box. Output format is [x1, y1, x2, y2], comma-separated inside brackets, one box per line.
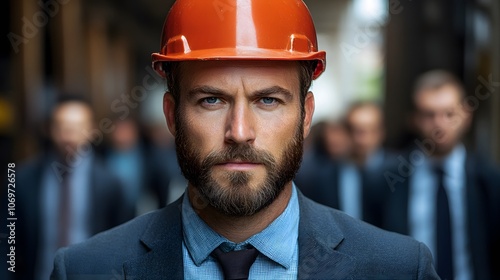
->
[298, 196, 438, 279]
[56, 210, 154, 262]
[52, 200, 182, 279]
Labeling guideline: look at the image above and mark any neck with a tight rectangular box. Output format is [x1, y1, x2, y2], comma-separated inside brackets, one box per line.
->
[431, 144, 459, 160]
[188, 183, 293, 243]
[350, 152, 369, 167]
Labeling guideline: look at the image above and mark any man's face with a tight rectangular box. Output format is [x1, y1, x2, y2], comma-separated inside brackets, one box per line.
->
[164, 60, 314, 216]
[50, 102, 94, 158]
[324, 122, 350, 159]
[111, 120, 139, 151]
[346, 106, 384, 160]
[413, 84, 471, 156]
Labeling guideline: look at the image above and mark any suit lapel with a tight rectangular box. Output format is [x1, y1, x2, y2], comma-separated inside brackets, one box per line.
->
[297, 192, 357, 279]
[123, 192, 358, 279]
[123, 198, 184, 279]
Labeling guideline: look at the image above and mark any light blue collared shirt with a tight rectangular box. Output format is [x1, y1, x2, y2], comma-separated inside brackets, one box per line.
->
[409, 144, 473, 280]
[339, 149, 385, 219]
[338, 163, 362, 219]
[182, 184, 300, 280]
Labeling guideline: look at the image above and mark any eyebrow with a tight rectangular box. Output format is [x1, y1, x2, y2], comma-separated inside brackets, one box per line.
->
[187, 86, 225, 97]
[187, 85, 294, 101]
[253, 86, 293, 101]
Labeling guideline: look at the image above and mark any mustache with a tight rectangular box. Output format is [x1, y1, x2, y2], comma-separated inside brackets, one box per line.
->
[202, 144, 276, 168]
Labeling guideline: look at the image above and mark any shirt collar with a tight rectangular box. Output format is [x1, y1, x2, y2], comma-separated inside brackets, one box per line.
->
[420, 143, 466, 182]
[46, 149, 94, 179]
[365, 148, 385, 169]
[181, 184, 300, 269]
[442, 144, 466, 177]
[424, 144, 466, 172]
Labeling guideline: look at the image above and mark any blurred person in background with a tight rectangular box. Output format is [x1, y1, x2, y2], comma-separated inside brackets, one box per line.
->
[12, 95, 134, 280]
[104, 117, 158, 216]
[382, 70, 500, 280]
[340, 102, 393, 223]
[300, 120, 327, 155]
[324, 120, 352, 160]
[296, 102, 390, 225]
[145, 123, 187, 208]
[345, 102, 391, 168]
[295, 119, 350, 211]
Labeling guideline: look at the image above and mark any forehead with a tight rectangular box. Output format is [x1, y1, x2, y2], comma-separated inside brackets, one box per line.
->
[177, 60, 301, 91]
[52, 102, 93, 123]
[349, 106, 382, 122]
[415, 84, 462, 109]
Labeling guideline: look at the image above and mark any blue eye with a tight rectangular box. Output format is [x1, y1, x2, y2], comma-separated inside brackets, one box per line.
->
[204, 97, 219, 104]
[261, 97, 276, 104]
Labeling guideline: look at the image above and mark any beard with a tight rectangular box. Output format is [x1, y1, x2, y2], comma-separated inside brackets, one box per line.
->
[175, 115, 304, 217]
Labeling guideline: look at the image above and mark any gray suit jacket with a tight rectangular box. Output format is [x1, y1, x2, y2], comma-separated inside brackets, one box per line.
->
[51, 191, 438, 279]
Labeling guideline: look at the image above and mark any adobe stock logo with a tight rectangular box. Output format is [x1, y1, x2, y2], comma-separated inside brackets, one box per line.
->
[7, 0, 71, 54]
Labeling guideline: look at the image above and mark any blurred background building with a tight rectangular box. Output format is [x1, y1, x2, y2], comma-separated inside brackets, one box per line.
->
[1, 0, 499, 167]
[1, 0, 499, 279]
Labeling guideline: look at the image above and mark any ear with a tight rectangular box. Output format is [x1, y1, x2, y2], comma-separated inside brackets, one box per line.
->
[303, 91, 315, 138]
[163, 92, 176, 136]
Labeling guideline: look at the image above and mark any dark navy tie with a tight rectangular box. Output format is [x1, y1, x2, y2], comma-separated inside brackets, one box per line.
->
[58, 172, 71, 248]
[212, 246, 259, 280]
[435, 165, 454, 280]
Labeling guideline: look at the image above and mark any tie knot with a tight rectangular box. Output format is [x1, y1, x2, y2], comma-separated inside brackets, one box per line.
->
[212, 246, 259, 280]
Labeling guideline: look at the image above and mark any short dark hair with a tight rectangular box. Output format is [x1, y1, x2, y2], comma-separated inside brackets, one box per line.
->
[412, 70, 465, 108]
[346, 101, 383, 117]
[50, 94, 94, 123]
[163, 60, 317, 118]
[345, 101, 384, 130]
[55, 94, 92, 107]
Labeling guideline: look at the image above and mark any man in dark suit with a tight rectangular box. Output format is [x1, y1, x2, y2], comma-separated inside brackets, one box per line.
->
[381, 70, 500, 279]
[51, 1, 438, 279]
[296, 102, 392, 225]
[10, 96, 134, 280]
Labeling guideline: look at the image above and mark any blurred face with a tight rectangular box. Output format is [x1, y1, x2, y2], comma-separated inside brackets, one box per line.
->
[413, 84, 471, 156]
[164, 60, 314, 216]
[347, 106, 384, 160]
[50, 102, 94, 158]
[324, 122, 351, 159]
[111, 120, 139, 150]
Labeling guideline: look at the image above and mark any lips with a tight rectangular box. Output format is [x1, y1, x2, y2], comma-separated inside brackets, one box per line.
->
[215, 161, 261, 171]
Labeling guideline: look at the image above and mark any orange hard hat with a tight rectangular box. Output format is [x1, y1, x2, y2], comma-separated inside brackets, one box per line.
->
[152, 0, 326, 80]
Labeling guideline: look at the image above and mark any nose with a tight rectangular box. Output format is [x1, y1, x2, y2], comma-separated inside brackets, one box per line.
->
[224, 101, 256, 145]
[434, 112, 449, 128]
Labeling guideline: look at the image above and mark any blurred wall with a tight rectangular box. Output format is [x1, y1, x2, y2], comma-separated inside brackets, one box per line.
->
[6, 0, 175, 162]
[2, 0, 500, 164]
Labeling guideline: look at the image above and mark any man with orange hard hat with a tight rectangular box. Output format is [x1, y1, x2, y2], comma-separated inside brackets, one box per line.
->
[51, 1, 438, 279]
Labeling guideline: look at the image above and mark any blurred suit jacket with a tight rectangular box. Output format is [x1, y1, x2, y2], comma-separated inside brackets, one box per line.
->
[7, 152, 134, 280]
[50, 191, 439, 279]
[381, 152, 500, 280]
[295, 151, 392, 226]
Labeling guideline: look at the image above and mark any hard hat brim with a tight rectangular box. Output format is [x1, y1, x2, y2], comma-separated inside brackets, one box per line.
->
[152, 48, 326, 80]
